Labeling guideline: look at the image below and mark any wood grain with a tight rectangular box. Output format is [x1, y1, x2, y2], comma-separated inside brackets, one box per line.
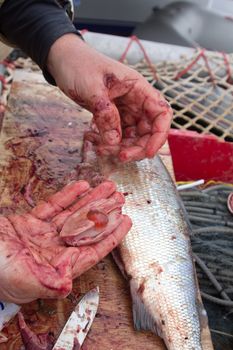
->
[0, 43, 11, 62]
[0, 72, 213, 349]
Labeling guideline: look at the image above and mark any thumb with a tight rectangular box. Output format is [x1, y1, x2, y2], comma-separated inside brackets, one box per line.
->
[89, 94, 122, 145]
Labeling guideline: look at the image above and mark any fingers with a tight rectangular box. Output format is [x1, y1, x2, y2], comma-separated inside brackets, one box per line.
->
[31, 181, 90, 220]
[145, 131, 168, 159]
[119, 146, 145, 162]
[145, 107, 173, 158]
[72, 215, 132, 278]
[123, 126, 137, 138]
[63, 209, 123, 247]
[142, 96, 169, 121]
[140, 92, 172, 158]
[50, 181, 90, 210]
[60, 191, 125, 246]
[84, 75, 172, 162]
[118, 134, 150, 162]
[122, 103, 172, 161]
[91, 96, 122, 145]
[121, 113, 136, 126]
[96, 144, 120, 157]
[137, 119, 151, 136]
[84, 131, 101, 145]
[53, 180, 116, 230]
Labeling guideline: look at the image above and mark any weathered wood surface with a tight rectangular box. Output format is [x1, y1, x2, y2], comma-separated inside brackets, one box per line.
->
[0, 42, 12, 62]
[0, 72, 213, 349]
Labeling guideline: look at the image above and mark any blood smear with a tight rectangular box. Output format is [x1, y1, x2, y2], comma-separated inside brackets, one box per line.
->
[87, 210, 108, 228]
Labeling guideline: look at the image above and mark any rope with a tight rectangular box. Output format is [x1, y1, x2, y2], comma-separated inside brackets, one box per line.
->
[221, 52, 233, 84]
[180, 185, 233, 308]
[119, 35, 158, 81]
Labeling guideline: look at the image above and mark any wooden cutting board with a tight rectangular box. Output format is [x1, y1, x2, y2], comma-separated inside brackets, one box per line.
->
[0, 70, 213, 349]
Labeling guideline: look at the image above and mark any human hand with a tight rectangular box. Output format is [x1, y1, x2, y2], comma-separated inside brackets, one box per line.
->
[47, 34, 173, 162]
[0, 180, 131, 303]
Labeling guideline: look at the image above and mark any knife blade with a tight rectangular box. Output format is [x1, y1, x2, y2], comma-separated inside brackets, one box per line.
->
[52, 286, 99, 350]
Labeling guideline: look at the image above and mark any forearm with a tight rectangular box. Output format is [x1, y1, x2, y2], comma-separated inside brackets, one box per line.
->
[0, 0, 80, 82]
[47, 33, 98, 86]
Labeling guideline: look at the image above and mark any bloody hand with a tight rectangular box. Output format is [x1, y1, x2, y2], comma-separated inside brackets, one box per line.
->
[47, 34, 173, 162]
[0, 180, 131, 304]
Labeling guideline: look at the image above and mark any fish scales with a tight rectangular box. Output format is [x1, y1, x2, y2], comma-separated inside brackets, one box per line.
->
[99, 155, 205, 350]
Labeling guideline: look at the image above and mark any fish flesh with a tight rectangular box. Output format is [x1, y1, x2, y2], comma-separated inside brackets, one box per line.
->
[80, 144, 208, 350]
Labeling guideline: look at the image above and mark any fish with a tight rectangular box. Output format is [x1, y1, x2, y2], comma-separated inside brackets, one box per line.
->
[79, 142, 208, 350]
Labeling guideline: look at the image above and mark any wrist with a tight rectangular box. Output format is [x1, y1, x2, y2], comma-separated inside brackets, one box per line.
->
[47, 33, 85, 81]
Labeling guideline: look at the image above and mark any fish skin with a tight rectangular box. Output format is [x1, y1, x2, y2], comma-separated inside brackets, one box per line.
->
[98, 155, 206, 350]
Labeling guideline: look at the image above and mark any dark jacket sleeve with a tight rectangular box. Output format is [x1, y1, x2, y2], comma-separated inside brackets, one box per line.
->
[0, 0, 81, 84]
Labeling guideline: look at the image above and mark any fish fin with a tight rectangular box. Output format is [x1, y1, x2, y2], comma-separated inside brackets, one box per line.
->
[111, 248, 129, 280]
[130, 280, 161, 336]
[112, 251, 161, 336]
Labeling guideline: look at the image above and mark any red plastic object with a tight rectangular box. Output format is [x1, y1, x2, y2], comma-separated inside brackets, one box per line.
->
[168, 129, 233, 183]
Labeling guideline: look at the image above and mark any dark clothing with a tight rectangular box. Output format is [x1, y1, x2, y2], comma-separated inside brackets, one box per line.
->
[0, 0, 81, 84]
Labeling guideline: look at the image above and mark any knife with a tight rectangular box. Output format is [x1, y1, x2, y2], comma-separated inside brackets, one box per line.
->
[52, 286, 99, 350]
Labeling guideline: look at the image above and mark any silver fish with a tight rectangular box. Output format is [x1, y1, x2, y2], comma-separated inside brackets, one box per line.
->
[97, 155, 208, 350]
